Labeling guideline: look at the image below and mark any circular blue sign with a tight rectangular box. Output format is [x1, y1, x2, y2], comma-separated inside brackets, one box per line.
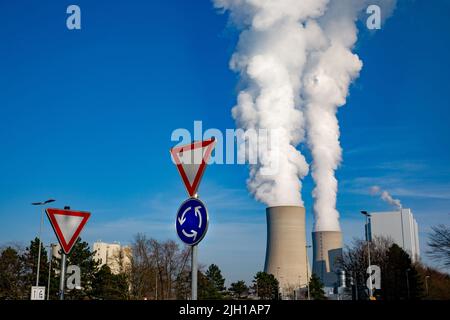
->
[176, 198, 209, 246]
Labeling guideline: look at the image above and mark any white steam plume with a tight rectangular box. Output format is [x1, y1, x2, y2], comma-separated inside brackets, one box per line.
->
[214, 0, 330, 206]
[215, 0, 396, 229]
[370, 185, 402, 209]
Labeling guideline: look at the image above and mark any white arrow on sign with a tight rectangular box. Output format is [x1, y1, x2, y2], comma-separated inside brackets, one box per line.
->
[182, 229, 198, 241]
[194, 206, 202, 228]
[178, 207, 191, 226]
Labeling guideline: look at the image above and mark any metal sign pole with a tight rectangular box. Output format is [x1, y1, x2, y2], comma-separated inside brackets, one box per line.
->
[59, 252, 66, 300]
[366, 215, 373, 299]
[191, 245, 198, 300]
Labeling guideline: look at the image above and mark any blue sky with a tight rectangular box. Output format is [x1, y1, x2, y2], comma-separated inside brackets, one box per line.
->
[0, 1, 449, 284]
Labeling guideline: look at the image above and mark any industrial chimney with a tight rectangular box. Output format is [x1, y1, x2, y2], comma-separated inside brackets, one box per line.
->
[264, 206, 309, 294]
[312, 231, 343, 288]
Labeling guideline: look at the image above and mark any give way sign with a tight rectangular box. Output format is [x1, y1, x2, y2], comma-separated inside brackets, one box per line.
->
[45, 208, 91, 254]
[170, 138, 216, 197]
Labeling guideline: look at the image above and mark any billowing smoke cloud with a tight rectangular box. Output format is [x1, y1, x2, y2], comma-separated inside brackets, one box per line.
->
[215, 0, 396, 230]
[370, 185, 402, 209]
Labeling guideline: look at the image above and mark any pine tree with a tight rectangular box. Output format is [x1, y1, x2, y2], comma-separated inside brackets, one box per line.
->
[0, 247, 26, 299]
[309, 273, 326, 300]
[381, 244, 424, 300]
[91, 265, 129, 300]
[198, 270, 221, 299]
[53, 238, 100, 300]
[21, 238, 49, 294]
[206, 264, 225, 292]
[253, 271, 279, 300]
[229, 280, 248, 299]
[198, 264, 225, 299]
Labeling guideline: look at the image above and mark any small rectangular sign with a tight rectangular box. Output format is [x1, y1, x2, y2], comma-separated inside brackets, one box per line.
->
[30, 286, 46, 300]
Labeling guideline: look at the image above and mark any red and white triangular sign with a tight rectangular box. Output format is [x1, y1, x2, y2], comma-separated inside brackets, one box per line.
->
[45, 208, 91, 254]
[170, 138, 216, 197]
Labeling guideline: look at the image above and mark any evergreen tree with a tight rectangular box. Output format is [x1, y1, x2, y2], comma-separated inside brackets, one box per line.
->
[381, 244, 424, 300]
[229, 280, 248, 299]
[253, 272, 279, 300]
[197, 264, 226, 299]
[198, 270, 222, 299]
[91, 265, 129, 300]
[309, 273, 326, 300]
[0, 247, 26, 299]
[206, 264, 225, 292]
[21, 238, 49, 293]
[53, 238, 100, 299]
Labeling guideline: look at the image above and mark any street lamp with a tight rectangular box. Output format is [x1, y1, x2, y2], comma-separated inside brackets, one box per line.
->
[305, 245, 311, 300]
[425, 275, 430, 298]
[352, 271, 359, 301]
[31, 199, 55, 288]
[361, 211, 373, 300]
[279, 275, 284, 300]
[46, 244, 55, 300]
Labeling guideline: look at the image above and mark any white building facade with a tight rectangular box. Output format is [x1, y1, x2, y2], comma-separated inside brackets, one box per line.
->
[93, 242, 131, 274]
[369, 208, 420, 262]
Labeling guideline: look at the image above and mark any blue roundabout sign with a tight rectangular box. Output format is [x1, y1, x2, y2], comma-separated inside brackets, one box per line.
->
[176, 198, 209, 246]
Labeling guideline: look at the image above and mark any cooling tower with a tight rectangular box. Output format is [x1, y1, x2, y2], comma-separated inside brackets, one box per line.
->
[312, 231, 343, 287]
[264, 206, 309, 292]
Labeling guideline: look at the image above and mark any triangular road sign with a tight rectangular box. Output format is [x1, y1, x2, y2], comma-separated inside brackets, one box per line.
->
[170, 138, 216, 197]
[45, 208, 91, 254]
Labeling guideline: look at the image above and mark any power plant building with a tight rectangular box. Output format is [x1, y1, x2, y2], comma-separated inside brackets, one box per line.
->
[264, 206, 309, 297]
[312, 231, 343, 290]
[368, 208, 420, 262]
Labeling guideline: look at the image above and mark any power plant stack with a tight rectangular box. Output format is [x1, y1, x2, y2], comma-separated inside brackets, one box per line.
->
[264, 206, 309, 296]
[312, 231, 343, 289]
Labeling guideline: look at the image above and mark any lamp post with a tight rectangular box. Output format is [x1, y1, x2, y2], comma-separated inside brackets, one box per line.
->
[31, 199, 55, 288]
[279, 275, 284, 300]
[361, 211, 373, 299]
[277, 267, 281, 300]
[353, 271, 359, 301]
[305, 244, 311, 300]
[425, 275, 430, 298]
[46, 244, 54, 300]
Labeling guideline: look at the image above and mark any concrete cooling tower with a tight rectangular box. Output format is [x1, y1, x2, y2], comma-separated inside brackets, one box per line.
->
[264, 206, 309, 293]
[312, 231, 343, 288]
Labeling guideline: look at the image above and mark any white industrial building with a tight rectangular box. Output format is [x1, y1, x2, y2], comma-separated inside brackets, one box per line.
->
[93, 241, 131, 274]
[368, 208, 420, 262]
[51, 241, 131, 274]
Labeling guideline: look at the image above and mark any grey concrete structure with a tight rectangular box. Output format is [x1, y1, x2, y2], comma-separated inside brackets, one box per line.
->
[312, 231, 343, 288]
[369, 208, 420, 262]
[264, 206, 309, 294]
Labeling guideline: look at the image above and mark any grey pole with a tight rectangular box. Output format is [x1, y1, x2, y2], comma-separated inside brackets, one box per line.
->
[362, 211, 373, 299]
[366, 215, 373, 298]
[191, 245, 198, 300]
[305, 245, 311, 300]
[59, 253, 66, 300]
[36, 207, 44, 287]
[47, 246, 52, 300]
[32, 199, 55, 289]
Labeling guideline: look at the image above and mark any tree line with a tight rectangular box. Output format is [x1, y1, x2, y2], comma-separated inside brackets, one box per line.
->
[1, 225, 449, 300]
[338, 229, 450, 300]
[0, 233, 279, 300]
